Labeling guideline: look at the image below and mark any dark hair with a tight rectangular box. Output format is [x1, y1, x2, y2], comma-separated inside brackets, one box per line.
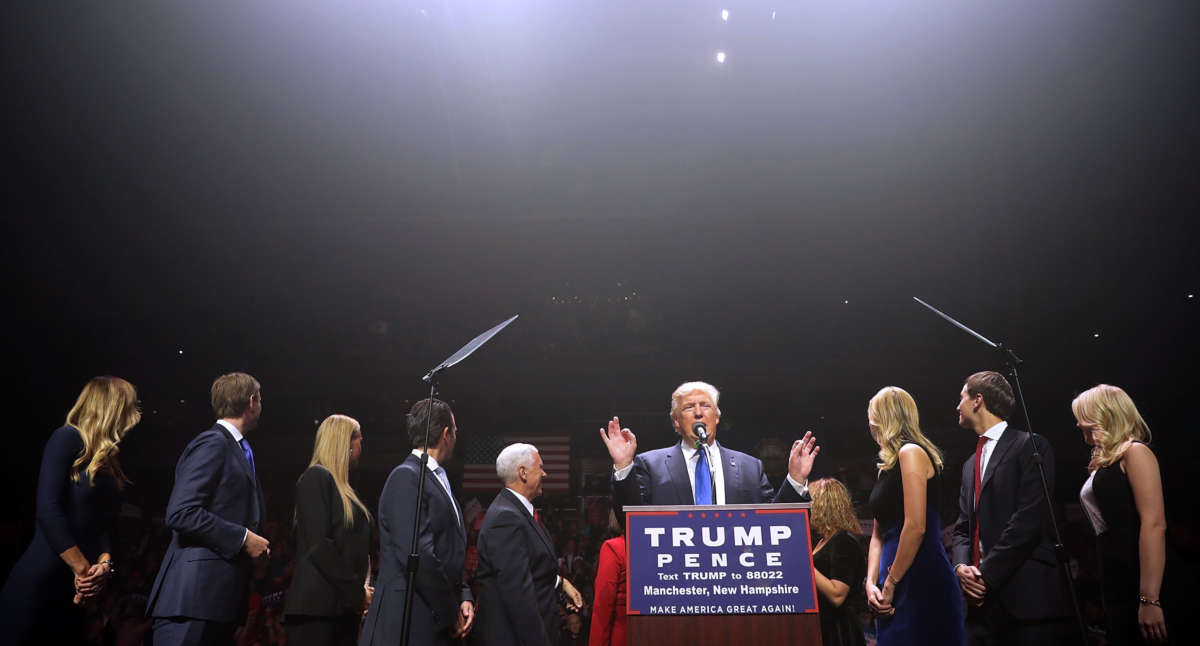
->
[406, 398, 454, 449]
[211, 372, 260, 418]
[965, 371, 1015, 421]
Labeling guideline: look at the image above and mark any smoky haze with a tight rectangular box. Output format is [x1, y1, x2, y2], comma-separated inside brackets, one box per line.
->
[3, 1, 1197, 523]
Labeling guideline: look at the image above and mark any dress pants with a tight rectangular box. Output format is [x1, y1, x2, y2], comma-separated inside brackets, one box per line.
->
[966, 601, 1071, 646]
[285, 613, 361, 646]
[151, 617, 236, 646]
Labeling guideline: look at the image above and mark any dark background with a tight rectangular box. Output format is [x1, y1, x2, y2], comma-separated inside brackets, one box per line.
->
[3, 1, 1198, 568]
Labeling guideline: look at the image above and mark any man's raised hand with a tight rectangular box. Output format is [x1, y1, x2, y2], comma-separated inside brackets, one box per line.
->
[600, 416, 637, 470]
[788, 431, 820, 484]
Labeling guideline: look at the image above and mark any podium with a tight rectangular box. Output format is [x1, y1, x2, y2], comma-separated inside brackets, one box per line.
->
[624, 504, 823, 645]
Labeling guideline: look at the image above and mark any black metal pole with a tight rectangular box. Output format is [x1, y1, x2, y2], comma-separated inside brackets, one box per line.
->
[399, 375, 439, 646]
[1002, 356, 1088, 646]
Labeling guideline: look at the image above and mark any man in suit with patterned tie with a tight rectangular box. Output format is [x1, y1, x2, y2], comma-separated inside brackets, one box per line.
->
[361, 398, 474, 646]
[474, 443, 583, 646]
[600, 381, 819, 512]
[147, 372, 269, 645]
[951, 371, 1070, 645]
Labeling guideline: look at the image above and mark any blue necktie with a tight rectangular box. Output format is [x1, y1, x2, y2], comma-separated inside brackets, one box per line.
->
[240, 439, 257, 483]
[433, 466, 462, 526]
[694, 447, 713, 505]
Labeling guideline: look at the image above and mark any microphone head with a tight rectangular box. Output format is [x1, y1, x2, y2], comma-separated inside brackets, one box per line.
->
[692, 421, 708, 441]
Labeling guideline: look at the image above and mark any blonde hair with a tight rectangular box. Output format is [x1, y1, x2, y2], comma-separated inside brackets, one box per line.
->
[1072, 384, 1151, 472]
[809, 478, 861, 538]
[669, 381, 721, 418]
[309, 414, 371, 526]
[868, 386, 944, 473]
[65, 376, 140, 488]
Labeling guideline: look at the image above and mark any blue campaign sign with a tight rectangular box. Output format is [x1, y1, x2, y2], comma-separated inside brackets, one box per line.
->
[625, 504, 818, 616]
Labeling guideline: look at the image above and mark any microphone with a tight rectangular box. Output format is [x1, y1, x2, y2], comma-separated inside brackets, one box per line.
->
[692, 422, 708, 444]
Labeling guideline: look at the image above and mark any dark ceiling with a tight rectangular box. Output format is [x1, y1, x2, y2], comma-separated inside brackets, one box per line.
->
[4, 2, 1197, 513]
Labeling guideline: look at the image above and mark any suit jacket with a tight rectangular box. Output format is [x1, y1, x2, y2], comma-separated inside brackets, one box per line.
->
[950, 427, 1069, 620]
[473, 489, 560, 646]
[284, 466, 372, 618]
[611, 441, 807, 511]
[360, 454, 471, 646]
[146, 424, 265, 623]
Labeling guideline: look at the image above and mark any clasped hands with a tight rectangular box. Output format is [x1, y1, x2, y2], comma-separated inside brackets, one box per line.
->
[955, 564, 987, 607]
[452, 600, 476, 639]
[72, 561, 111, 605]
[866, 577, 896, 616]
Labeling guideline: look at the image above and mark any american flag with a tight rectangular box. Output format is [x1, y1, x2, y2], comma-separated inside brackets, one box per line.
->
[461, 433, 571, 494]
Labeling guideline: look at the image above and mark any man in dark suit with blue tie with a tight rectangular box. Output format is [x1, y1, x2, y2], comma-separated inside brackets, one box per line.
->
[147, 372, 269, 645]
[474, 442, 583, 646]
[951, 371, 1070, 645]
[600, 381, 820, 511]
[360, 398, 474, 646]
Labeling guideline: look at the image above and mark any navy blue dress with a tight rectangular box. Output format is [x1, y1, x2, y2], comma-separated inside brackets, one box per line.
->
[868, 444, 965, 646]
[0, 426, 121, 645]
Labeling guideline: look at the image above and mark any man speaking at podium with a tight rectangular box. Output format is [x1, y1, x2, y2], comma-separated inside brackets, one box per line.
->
[600, 381, 819, 511]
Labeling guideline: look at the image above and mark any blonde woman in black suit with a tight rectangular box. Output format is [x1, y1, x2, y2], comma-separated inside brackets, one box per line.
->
[284, 414, 373, 646]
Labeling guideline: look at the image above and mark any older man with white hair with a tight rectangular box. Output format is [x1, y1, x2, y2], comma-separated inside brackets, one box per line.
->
[473, 443, 583, 646]
[601, 380, 820, 511]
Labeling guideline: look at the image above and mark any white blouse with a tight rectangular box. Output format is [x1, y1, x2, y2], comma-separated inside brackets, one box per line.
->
[1079, 471, 1108, 535]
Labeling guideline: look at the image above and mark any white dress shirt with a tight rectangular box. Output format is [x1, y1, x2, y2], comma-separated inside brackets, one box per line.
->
[680, 441, 726, 505]
[413, 449, 462, 526]
[977, 420, 1008, 485]
[216, 419, 250, 547]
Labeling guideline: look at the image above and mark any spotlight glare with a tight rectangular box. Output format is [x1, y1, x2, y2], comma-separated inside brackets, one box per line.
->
[716, 51, 726, 63]
[721, 9, 729, 22]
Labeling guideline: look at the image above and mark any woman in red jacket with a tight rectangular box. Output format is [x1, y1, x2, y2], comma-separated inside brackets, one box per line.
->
[589, 511, 626, 646]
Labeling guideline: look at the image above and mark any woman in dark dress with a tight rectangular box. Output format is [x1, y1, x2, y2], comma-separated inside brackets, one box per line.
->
[0, 376, 141, 645]
[865, 387, 964, 646]
[284, 414, 374, 646]
[809, 477, 867, 646]
[1074, 385, 1176, 645]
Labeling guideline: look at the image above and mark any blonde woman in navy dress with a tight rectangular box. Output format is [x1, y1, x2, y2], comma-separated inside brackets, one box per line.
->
[0, 376, 141, 645]
[865, 387, 964, 646]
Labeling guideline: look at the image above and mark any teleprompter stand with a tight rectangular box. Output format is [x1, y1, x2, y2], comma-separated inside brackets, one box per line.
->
[399, 314, 519, 646]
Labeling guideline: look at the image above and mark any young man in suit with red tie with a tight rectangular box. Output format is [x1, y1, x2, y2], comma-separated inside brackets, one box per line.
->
[951, 371, 1071, 645]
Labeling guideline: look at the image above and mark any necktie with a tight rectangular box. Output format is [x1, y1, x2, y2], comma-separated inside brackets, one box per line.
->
[972, 435, 987, 566]
[240, 438, 257, 483]
[433, 466, 462, 526]
[694, 447, 714, 505]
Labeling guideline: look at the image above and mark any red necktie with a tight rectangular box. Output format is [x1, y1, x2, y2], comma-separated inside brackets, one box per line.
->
[972, 435, 987, 566]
